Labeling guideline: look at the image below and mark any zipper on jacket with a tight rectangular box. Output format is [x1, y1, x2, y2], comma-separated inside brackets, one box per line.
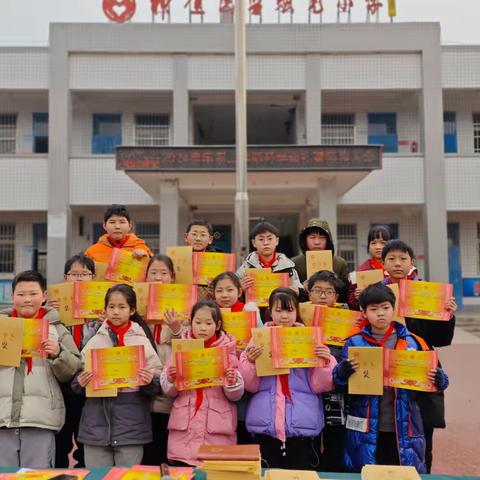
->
[393, 388, 402, 465]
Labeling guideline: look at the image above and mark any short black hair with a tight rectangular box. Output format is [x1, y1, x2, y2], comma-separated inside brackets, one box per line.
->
[250, 222, 279, 239]
[307, 270, 345, 294]
[368, 224, 392, 244]
[381, 239, 415, 261]
[359, 282, 396, 310]
[268, 287, 301, 323]
[186, 219, 213, 236]
[12, 270, 47, 292]
[64, 254, 96, 276]
[104, 204, 131, 223]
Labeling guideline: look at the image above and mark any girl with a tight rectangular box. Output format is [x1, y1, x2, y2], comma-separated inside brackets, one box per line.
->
[72, 284, 162, 468]
[239, 288, 336, 470]
[160, 301, 244, 466]
[347, 224, 392, 310]
[143, 254, 183, 466]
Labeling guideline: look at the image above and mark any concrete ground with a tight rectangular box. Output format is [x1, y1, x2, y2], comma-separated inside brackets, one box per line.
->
[431, 322, 480, 476]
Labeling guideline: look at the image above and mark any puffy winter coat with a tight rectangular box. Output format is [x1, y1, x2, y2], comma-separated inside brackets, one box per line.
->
[160, 329, 244, 466]
[239, 322, 336, 442]
[0, 307, 82, 431]
[85, 233, 153, 263]
[333, 322, 429, 473]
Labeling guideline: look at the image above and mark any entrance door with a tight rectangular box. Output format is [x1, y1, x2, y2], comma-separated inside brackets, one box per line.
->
[447, 222, 463, 309]
[32, 223, 47, 277]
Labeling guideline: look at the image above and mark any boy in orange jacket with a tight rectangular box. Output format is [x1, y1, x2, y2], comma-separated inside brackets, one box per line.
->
[85, 204, 153, 263]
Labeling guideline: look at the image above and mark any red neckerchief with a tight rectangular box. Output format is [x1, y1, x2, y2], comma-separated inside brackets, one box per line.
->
[230, 300, 245, 312]
[153, 324, 162, 344]
[279, 374, 292, 401]
[193, 332, 218, 413]
[384, 269, 418, 285]
[73, 319, 89, 349]
[258, 253, 277, 269]
[107, 234, 130, 249]
[369, 258, 384, 271]
[106, 320, 131, 346]
[361, 323, 395, 346]
[12, 308, 47, 374]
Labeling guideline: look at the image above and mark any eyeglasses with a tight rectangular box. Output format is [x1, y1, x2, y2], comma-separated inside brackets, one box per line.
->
[66, 272, 93, 279]
[188, 232, 209, 239]
[310, 288, 336, 297]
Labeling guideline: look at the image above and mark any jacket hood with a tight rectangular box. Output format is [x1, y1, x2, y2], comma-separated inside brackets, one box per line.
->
[0, 306, 61, 325]
[298, 218, 335, 255]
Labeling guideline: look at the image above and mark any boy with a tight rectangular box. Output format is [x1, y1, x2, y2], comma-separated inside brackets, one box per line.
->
[184, 219, 221, 252]
[333, 283, 449, 473]
[307, 270, 348, 472]
[51, 254, 103, 468]
[85, 204, 153, 263]
[381, 239, 456, 472]
[292, 219, 350, 292]
[236, 222, 303, 293]
[0, 271, 82, 468]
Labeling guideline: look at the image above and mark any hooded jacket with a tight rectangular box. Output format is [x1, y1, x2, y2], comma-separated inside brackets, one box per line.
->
[160, 329, 244, 466]
[333, 322, 431, 473]
[85, 233, 153, 264]
[292, 219, 350, 287]
[0, 307, 82, 431]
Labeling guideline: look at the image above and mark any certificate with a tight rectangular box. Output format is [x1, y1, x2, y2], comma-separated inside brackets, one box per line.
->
[270, 326, 324, 369]
[361, 465, 421, 480]
[22, 317, 49, 358]
[356, 269, 384, 289]
[171, 338, 204, 367]
[306, 250, 333, 279]
[94, 261, 109, 281]
[315, 306, 362, 346]
[221, 310, 257, 351]
[105, 248, 149, 285]
[299, 302, 320, 327]
[85, 348, 117, 398]
[47, 282, 83, 326]
[73, 281, 114, 318]
[146, 283, 198, 322]
[0, 316, 24, 367]
[348, 346, 384, 395]
[166, 246, 193, 284]
[175, 345, 229, 391]
[384, 349, 438, 392]
[399, 280, 453, 321]
[132, 282, 149, 317]
[387, 283, 406, 325]
[251, 327, 289, 377]
[244, 269, 290, 307]
[192, 252, 236, 286]
[91, 345, 146, 390]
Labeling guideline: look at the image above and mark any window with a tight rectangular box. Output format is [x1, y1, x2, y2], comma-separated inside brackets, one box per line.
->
[135, 223, 159, 254]
[33, 113, 49, 154]
[443, 112, 457, 154]
[368, 113, 398, 153]
[92, 114, 122, 154]
[0, 224, 15, 273]
[0, 114, 17, 154]
[473, 113, 480, 154]
[337, 224, 357, 272]
[135, 115, 170, 146]
[371, 223, 399, 240]
[321, 114, 355, 145]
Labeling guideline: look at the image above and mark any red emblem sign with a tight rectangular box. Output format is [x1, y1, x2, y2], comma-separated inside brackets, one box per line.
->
[308, 0, 324, 14]
[103, 0, 136, 23]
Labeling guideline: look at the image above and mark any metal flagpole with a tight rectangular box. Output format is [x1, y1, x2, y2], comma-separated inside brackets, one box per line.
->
[234, 0, 250, 265]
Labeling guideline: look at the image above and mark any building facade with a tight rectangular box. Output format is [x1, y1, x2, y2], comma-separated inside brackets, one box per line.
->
[1, 22, 479, 305]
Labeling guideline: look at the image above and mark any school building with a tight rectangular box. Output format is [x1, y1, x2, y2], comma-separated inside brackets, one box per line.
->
[1, 21, 480, 306]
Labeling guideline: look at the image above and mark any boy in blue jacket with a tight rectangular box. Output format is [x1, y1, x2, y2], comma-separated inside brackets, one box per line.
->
[333, 283, 449, 473]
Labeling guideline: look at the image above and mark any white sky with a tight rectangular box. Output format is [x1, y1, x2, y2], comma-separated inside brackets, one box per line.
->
[1, 0, 479, 45]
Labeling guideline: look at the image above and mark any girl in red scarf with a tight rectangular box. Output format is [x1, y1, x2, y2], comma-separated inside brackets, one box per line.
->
[347, 225, 392, 310]
[161, 301, 244, 466]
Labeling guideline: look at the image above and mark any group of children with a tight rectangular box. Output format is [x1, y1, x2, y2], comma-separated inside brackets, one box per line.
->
[0, 204, 456, 475]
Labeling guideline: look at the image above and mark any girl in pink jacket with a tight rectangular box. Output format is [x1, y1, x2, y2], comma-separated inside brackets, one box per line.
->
[160, 301, 244, 466]
[239, 288, 337, 470]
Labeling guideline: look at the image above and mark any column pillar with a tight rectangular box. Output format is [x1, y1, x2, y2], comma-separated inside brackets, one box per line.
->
[317, 178, 337, 245]
[159, 180, 180, 252]
[172, 54, 189, 146]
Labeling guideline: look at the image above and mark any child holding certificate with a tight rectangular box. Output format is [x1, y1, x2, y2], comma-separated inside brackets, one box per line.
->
[72, 284, 162, 467]
[347, 225, 391, 310]
[239, 288, 336, 470]
[380, 239, 456, 472]
[333, 283, 449, 474]
[52, 254, 103, 468]
[184, 219, 220, 252]
[0, 271, 82, 468]
[143, 254, 184, 466]
[85, 204, 153, 263]
[160, 301, 244, 466]
[307, 270, 349, 472]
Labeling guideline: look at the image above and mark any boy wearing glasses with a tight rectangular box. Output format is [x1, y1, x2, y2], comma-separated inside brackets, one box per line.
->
[184, 219, 221, 252]
[307, 270, 349, 471]
[50, 254, 103, 468]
